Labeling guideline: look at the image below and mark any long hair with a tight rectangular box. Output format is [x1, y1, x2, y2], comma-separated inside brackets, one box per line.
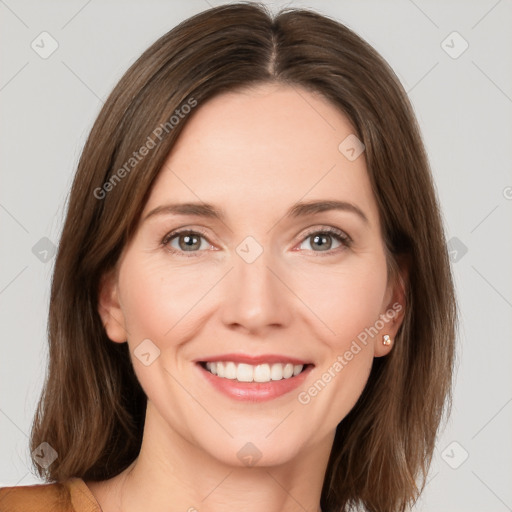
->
[29, 3, 457, 511]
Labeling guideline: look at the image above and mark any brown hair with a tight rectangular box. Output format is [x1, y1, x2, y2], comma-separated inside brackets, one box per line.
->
[29, 2, 457, 511]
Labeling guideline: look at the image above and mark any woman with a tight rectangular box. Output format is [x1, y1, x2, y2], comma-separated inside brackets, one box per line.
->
[0, 2, 456, 511]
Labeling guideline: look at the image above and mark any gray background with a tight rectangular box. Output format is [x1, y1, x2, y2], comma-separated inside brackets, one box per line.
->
[1, 0, 511, 510]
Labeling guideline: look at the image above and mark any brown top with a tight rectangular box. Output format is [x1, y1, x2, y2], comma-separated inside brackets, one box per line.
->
[0, 478, 101, 512]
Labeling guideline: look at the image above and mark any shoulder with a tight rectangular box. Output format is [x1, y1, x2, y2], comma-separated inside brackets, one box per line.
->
[0, 478, 100, 512]
[0, 479, 69, 512]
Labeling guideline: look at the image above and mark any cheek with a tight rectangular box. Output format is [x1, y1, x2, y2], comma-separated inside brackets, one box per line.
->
[119, 259, 171, 339]
[118, 254, 222, 345]
[116, 255, 212, 410]
[291, 255, 389, 344]
[290, 256, 388, 415]
[297, 262, 386, 424]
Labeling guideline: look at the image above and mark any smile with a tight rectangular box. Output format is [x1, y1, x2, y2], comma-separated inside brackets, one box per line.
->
[203, 361, 305, 383]
[195, 354, 314, 402]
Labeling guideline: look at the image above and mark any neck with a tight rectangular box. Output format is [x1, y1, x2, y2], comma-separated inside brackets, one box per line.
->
[103, 401, 331, 512]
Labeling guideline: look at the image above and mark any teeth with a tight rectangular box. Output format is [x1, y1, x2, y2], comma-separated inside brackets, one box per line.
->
[224, 362, 237, 379]
[254, 364, 270, 383]
[283, 363, 294, 379]
[204, 362, 304, 383]
[270, 363, 283, 380]
[237, 363, 253, 382]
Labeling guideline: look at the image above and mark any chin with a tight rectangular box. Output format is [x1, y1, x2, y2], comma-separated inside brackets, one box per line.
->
[201, 433, 306, 469]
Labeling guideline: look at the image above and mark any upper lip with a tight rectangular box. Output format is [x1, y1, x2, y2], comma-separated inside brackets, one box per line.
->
[195, 353, 312, 366]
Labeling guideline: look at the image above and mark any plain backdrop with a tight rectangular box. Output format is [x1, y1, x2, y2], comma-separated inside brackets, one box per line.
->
[1, 1, 511, 511]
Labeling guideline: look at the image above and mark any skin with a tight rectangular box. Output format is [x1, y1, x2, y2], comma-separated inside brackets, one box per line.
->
[89, 83, 406, 512]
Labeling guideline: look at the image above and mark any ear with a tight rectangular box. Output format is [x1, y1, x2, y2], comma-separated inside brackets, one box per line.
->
[97, 270, 128, 343]
[374, 254, 409, 357]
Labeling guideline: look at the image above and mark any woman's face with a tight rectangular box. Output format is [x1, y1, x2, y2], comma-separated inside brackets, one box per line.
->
[100, 82, 404, 468]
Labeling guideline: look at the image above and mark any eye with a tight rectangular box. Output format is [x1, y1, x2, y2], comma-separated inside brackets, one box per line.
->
[162, 228, 213, 257]
[161, 226, 352, 258]
[297, 227, 352, 255]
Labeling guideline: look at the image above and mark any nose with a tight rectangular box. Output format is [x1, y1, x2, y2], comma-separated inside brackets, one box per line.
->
[220, 247, 293, 336]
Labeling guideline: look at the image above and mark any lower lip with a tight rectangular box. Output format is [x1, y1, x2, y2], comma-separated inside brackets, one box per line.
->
[197, 363, 313, 402]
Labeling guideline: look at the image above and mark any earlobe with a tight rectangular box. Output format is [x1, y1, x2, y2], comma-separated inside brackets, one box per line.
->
[375, 256, 409, 357]
[374, 309, 403, 357]
[97, 271, 128, 343]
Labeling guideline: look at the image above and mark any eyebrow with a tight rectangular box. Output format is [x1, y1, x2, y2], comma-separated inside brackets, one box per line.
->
[143, 199, 369, 225]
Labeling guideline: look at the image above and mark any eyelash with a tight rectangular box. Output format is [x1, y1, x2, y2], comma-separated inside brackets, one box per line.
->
[160, 226, 352, 258]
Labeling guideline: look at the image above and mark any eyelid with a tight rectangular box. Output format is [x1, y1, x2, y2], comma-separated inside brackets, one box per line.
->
[298, 225, 352, 244]
[161, 226, 215, 252]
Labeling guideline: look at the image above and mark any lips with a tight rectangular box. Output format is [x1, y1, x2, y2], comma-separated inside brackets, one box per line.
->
[194, 353, 314, 402]
[196, 353, 311, 366]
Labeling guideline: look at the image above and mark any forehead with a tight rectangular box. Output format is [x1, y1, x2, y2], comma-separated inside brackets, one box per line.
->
[143, 83, 379, 228]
